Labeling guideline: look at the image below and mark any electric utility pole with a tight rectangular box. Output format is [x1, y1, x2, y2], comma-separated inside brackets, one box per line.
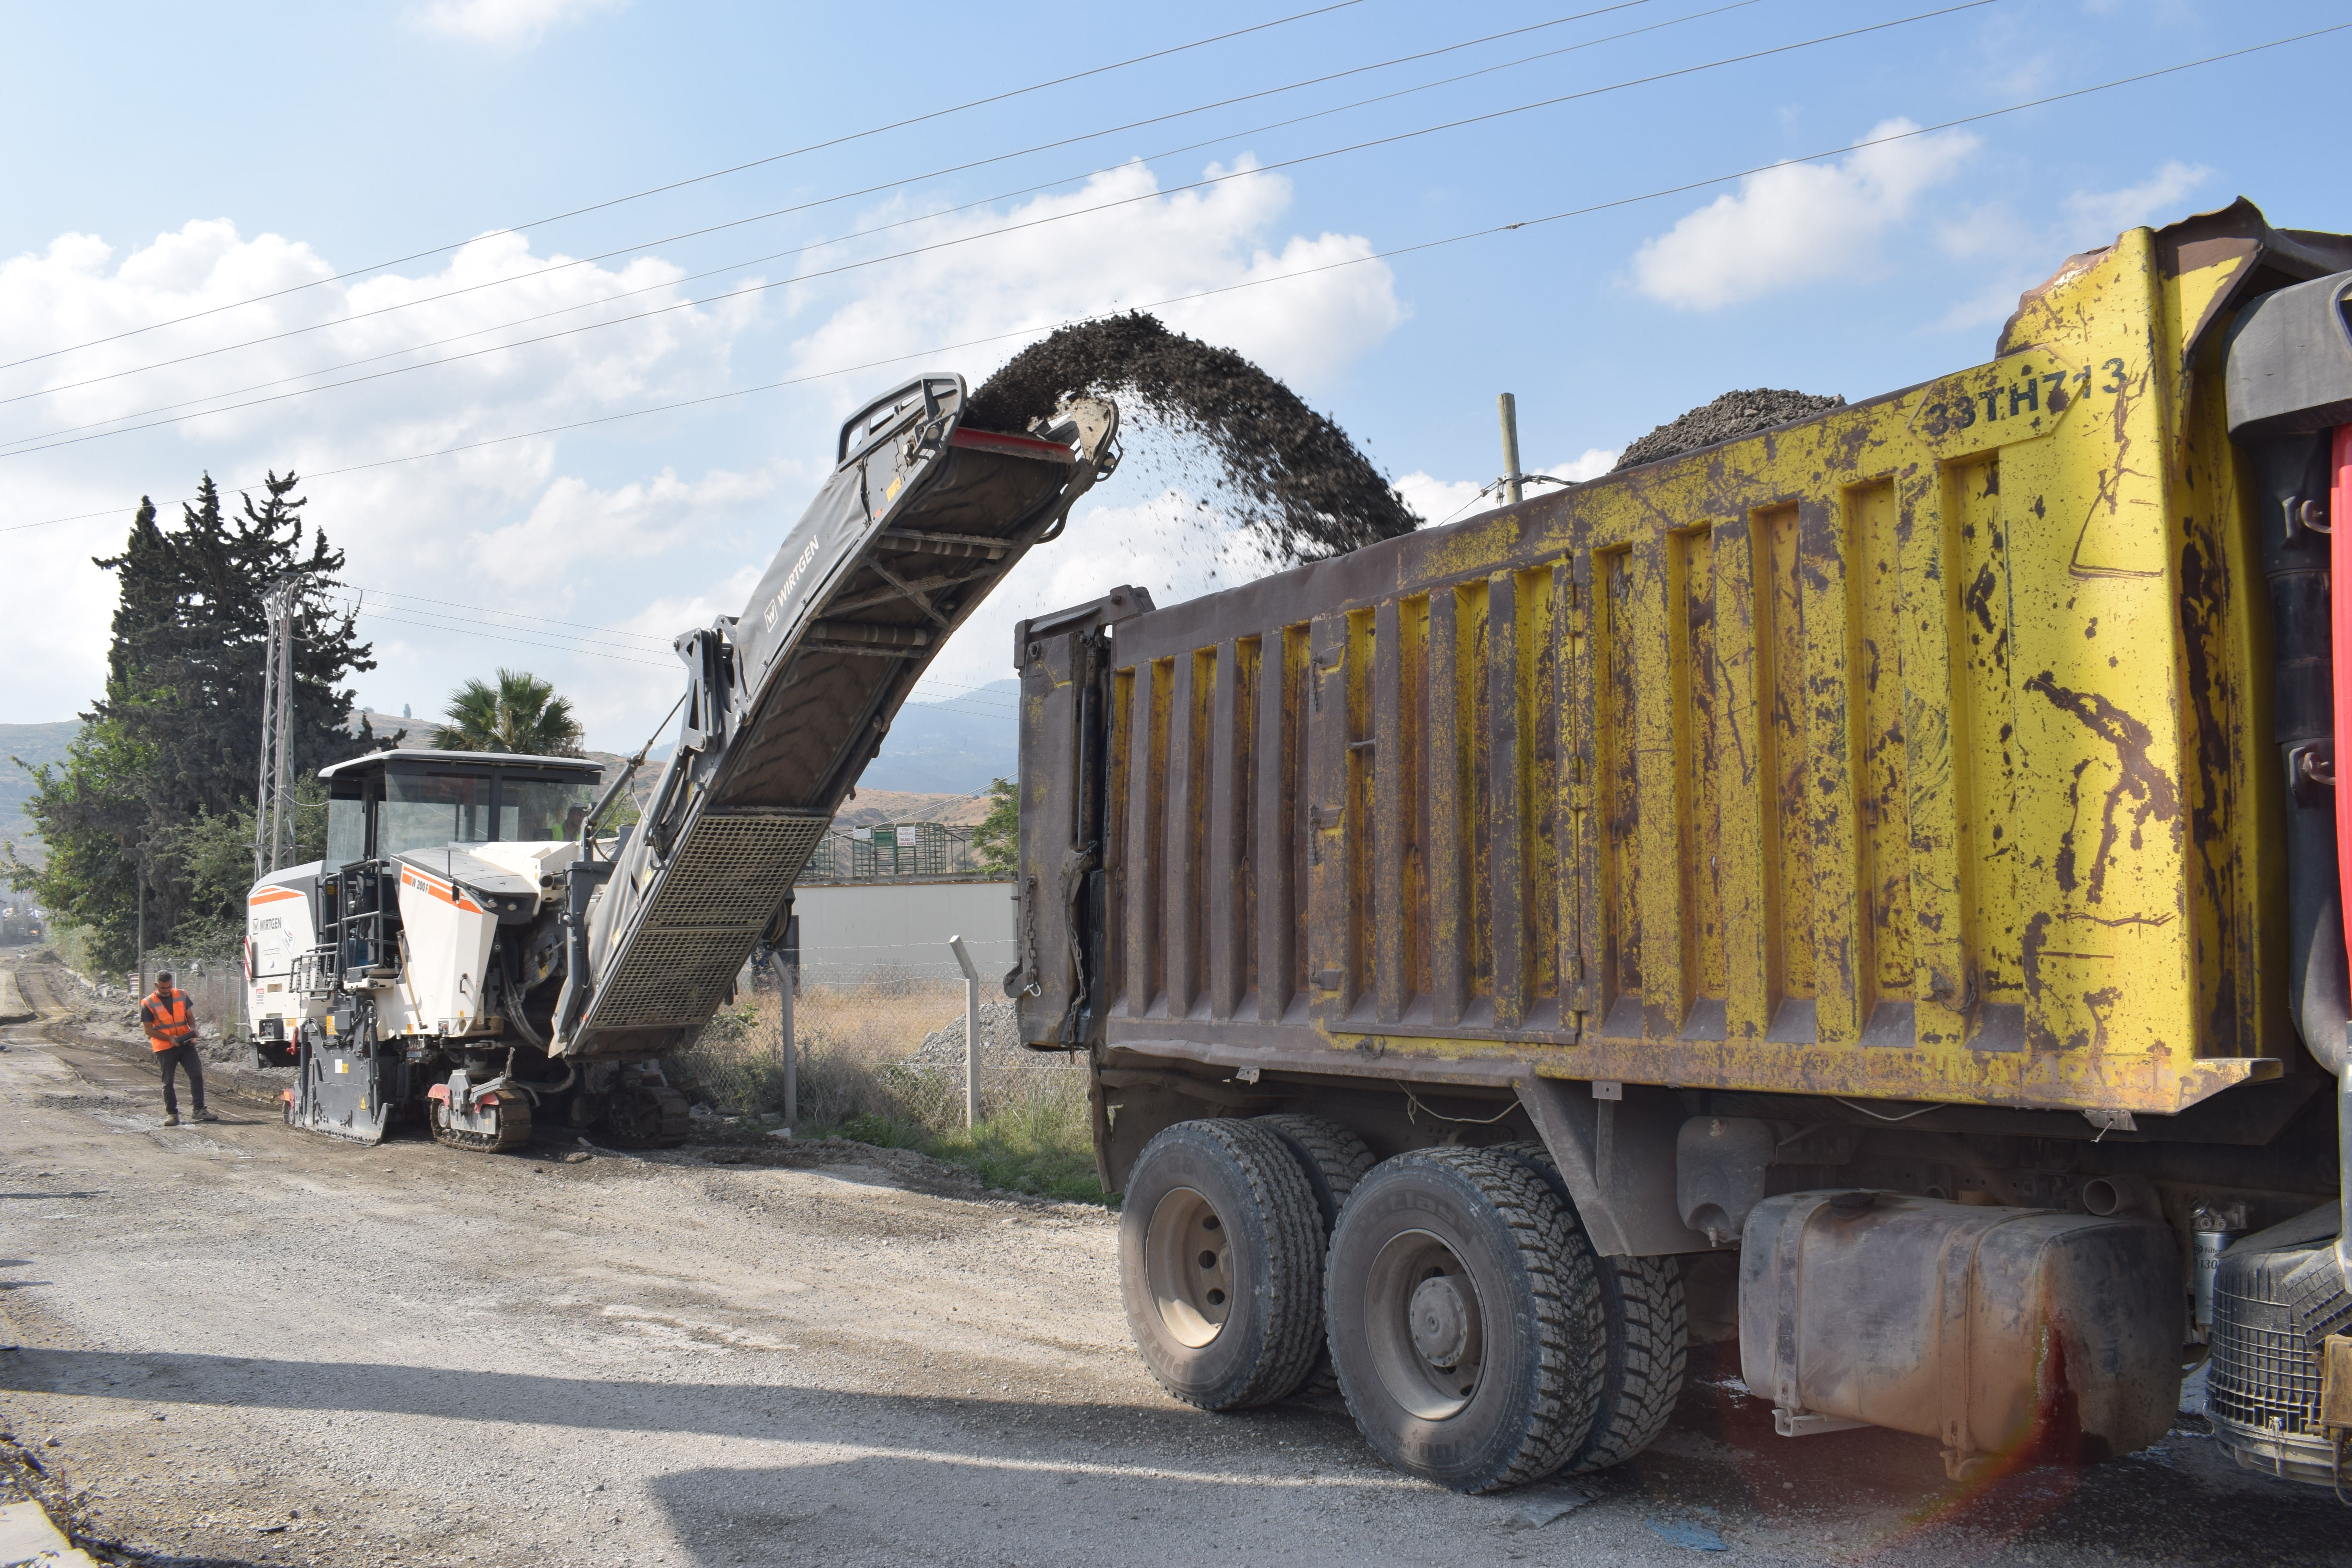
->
[252, 577, 302, 880]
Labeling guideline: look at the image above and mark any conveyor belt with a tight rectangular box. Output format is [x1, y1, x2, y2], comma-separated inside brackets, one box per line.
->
[552, 376, 1118, 1061]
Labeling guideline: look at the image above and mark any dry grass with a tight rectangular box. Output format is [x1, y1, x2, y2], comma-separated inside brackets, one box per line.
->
[672, 975, 1106, 1203]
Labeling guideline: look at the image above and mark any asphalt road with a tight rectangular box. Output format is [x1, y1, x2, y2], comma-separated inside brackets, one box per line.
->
[0, 951, 2345, 1568]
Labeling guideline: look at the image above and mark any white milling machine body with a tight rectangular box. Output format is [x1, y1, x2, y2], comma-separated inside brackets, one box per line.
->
[248, 751, 603, 1149]
[250, 374, 1121, 1151]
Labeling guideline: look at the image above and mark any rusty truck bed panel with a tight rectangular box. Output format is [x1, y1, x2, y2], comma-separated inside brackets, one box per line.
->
[1027, 207, 2352, 1117]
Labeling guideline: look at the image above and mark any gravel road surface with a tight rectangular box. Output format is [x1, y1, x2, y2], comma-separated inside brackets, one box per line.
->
[0, 951, 2342, 1568]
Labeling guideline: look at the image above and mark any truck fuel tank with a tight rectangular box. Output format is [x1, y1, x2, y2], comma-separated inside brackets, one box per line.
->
[1739, 1191, 2183, 1479]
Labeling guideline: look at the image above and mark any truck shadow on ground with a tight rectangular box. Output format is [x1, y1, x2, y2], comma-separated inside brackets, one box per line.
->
[5, 1348, 2344, 1566]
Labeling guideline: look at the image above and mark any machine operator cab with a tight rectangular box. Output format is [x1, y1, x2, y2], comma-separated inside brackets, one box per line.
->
[246, 750, 604, 1057]
[321, 749, 605, 869]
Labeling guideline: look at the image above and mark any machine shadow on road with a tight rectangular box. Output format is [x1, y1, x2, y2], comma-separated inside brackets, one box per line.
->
[0, 1347, 1336, 1452]
[7, 1347, 2346, 1566]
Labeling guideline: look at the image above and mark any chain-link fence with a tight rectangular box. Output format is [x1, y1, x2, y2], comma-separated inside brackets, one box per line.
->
[670, 962, 1089, 1136]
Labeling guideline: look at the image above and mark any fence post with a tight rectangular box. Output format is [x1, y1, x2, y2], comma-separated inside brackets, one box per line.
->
[949, 935, 982, 1130]
[779, 963, 797, 1129]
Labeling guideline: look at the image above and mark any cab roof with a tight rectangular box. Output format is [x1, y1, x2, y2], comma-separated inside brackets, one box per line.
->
[316, 748, 603, 779]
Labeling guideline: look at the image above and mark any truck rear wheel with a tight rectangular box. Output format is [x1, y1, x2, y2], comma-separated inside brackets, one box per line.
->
[1325, 1147, 1604, 1492]
[1120, 1118, 1325, 1410]
[1254, 1114, 1375, 1230]
[1255, 1114, 1374, 1393]
[1494, 1140, 1688, 1473]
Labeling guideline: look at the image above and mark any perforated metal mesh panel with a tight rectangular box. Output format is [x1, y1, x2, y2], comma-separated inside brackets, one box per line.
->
[585, 812, 828, 1029]
[2209, 1245, 2325, 1434]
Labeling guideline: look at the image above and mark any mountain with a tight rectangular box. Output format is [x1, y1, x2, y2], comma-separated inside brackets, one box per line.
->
[0, 720, 81, 869]
[856, 680, 1018, 794]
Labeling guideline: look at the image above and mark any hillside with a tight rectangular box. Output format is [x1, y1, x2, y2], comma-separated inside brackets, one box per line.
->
[0, 720, 80, 869]
[857, 679, 1017, 794]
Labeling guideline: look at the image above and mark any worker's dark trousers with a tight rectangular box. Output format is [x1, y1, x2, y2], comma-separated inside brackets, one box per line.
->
[154, 1042, 205, 1116]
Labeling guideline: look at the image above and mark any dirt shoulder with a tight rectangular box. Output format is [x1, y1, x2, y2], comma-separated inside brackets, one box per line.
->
[0, 952, 2338, 1568]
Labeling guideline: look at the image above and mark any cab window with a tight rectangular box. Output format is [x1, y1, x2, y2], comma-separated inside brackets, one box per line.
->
[326, 777, 370, 868]
[382, 770, 493, 855]
[498, 775, 599, 843]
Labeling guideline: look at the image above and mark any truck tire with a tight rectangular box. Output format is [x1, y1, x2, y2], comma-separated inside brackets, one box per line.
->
[1494, 1140, 1688, 1474]
[1325, 1146, 1604, 1492]
[1255, 1114, 1374, 1394]
[1120, 1118, 1326, 1410]
[1254, 1114, 1376, 1230]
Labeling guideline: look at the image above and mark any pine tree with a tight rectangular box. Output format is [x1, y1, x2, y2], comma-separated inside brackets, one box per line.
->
[5, 473, 380, 967]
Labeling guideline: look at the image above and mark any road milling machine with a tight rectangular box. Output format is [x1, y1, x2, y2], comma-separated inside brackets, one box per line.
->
[246, 379, 1120, 1150]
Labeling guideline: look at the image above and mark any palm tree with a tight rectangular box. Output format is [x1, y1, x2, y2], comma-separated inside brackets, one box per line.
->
[432, 669, 584, 757]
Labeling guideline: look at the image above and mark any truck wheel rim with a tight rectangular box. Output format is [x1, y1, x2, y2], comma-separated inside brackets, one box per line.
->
[1145, 1185, 1230, 1348]
[1365, 1229, 1485, 1419]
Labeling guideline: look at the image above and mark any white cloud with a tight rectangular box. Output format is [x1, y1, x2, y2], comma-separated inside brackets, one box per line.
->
[0, 219, 762, 735]
[466, 463, 796, 585]
[1544, 448, 1617, 483]
[1, 220, 750, 461]
[1394, 472, 1486, 525]
[1928, 277, 2035, 335]
[1388, 446, 1619, 530]
[1630, 119, 1979, 311]
[1922, 161, 2216, 337]
[2063, 162, 2213, 248]
[1935, 200, 2038, 261]
[408, 0, 628, 47]
[784, 157, 1403, 405]
[0, 148, 1405, 749]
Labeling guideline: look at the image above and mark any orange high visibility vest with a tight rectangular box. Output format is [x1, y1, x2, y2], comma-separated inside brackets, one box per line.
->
[142, 988, 193, 1051]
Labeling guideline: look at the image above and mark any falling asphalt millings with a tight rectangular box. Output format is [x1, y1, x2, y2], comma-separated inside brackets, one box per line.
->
[966, 312, 1417, 561]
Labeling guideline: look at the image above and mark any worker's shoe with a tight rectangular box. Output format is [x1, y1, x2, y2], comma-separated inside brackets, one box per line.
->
[161, 1113, 180, 1127]
[191, 1108, 218, 1123]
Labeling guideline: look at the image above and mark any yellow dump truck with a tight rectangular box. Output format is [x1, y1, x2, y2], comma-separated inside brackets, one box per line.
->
[1012, 199, 2352, 1491]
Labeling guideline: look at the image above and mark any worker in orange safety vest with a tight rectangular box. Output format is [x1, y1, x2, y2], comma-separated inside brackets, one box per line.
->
[141, 971, 215, 1127]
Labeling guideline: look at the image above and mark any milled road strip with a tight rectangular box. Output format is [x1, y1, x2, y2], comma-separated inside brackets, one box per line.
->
[0, 951, 2342, 1568]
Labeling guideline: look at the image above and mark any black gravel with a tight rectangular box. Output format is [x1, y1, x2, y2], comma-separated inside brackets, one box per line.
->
[965, 312, 1416, 560]
[1613, 387, 1846, 472]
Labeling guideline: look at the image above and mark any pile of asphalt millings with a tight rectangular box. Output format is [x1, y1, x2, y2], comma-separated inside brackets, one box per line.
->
[1613, 387, 1845, 472]
[965, 312, 1416, 560]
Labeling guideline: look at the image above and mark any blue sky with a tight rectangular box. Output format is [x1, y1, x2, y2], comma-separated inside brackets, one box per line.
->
[1, 0, 2344, 749]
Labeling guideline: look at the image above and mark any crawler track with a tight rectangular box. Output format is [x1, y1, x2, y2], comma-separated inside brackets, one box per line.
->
[428, 1094, 534, 1152]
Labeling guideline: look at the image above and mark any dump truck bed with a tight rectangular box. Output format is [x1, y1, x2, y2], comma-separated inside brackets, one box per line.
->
[1018, 202, 2352, 1118]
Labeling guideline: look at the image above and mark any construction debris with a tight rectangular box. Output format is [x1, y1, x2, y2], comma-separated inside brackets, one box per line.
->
[966, 312, 1417, 560]
[1613, 388, 1845, 472]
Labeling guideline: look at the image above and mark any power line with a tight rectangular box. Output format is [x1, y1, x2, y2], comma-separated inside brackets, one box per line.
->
[355, 603, 1025, 724]
[0, 0, 1687, 422]
[356, 588, 1027, 699]
[4, 0, 1735, 440]
[0, 0, 1989, 461]
[352, 586, 679, 646]
[10, 22, 2342, 539]
[349, 602, 678, 668]
[0, 2, 1369, 376]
